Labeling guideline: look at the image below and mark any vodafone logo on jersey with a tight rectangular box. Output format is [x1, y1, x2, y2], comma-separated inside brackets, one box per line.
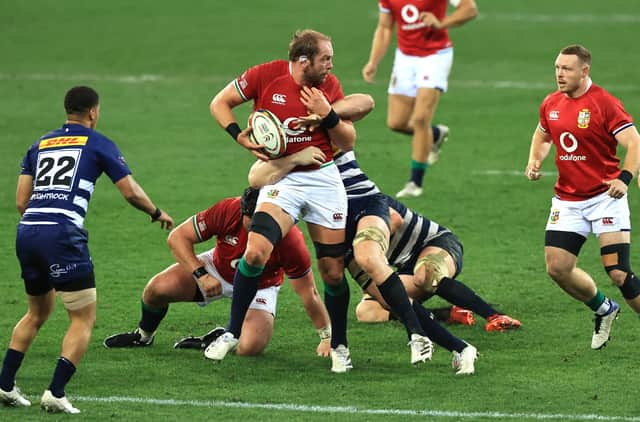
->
[272, 93, 287, 105]
[558, 132, 586, 161]
[400, 4, 427, 30]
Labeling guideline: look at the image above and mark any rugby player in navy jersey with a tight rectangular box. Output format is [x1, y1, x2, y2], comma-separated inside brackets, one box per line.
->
[0, 86, 174, 414]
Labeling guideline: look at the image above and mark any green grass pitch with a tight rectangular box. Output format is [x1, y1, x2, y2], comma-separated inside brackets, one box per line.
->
[1, 0, 639, 420]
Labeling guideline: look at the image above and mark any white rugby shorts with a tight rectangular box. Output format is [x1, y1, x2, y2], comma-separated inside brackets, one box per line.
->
[545, 191, 631, 237]
[388, 47, 453, 96]
[257, 161, 347, 229]
[195, 249, 280, 316]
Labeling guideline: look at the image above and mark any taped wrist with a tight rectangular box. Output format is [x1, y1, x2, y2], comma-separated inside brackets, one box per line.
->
[225, 122, 242, 141]
[320, 109, 340, 129]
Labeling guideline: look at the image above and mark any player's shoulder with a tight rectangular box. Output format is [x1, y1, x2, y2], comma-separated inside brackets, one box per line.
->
[251, 60, 289, 77]
[541, 90, 563, 106]
[212, 197, 241, 214]
[587, 83, 620, 102]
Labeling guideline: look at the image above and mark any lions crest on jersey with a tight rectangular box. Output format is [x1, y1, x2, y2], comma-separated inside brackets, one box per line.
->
[577, 109, 591, 129]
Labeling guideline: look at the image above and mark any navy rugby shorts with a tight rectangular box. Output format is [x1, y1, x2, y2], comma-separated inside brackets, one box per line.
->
[16, 223, 95, 296]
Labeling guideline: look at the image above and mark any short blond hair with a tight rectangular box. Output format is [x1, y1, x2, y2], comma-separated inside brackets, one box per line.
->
[288, 29, 331, 62]
[559, 44, 592, 66]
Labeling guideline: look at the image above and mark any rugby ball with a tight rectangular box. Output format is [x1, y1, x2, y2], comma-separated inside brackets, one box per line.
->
[248, 109, 287, 158]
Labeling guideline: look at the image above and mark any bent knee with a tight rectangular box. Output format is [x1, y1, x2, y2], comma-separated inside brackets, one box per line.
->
[607, 269, 627, 286]
[236, 340, 267, 356]
[244, 247, 270, 267]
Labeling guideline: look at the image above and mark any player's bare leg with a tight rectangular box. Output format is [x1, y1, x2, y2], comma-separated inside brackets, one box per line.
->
[546, 246, 619, 349]
[236, 309, 274, 356]
[8, 291, 56, 353]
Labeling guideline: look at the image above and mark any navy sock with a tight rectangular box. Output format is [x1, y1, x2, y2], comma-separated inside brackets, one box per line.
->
[324, 277, 350, 348]
[436, 277, 498, 319]
[48, 357, 76, 398]
[412, 301, 466, 353]
[227, 257, 263, 338]
[378, 272, 426, 338]
[432, 125, 441, 143]
[138, 300, 168, 334]
[0, 349, 25, 391]
[409, 160, 428, 187]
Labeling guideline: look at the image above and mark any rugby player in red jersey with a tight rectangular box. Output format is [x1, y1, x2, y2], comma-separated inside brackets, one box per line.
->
[526, 44, 640, 350]
[209, 29, 432, 372]
[362, 0, 477, 197]
[103, 188, 332, 358]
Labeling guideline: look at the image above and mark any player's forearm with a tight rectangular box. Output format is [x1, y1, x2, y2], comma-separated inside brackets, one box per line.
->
[291, 273, 331, 330]
[528, 128, 552, 163]
[367, 26, 392, 67]
[333, 94, 375, 122]
[248, 156, 298, 188]
[328, 121, 356, 152]
[115, 176, 159, 216]
[616, 127, 640, 177]
[442, 0, 478, 28]
[16, 175, 33, 215]
[167, 229, 202, 273]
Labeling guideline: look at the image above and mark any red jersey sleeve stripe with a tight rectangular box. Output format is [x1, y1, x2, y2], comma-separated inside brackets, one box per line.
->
[233, 79, 248, 102]
[191, 215, 203, 242]
[612, 122, 634, 136]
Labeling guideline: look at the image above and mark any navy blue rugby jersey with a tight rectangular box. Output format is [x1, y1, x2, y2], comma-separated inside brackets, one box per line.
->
[386, 195, 449, 268]
[19, 123, 131, 227]
[334, 150, 380, 199]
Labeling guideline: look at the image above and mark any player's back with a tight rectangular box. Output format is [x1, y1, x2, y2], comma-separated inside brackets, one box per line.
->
[20, 123, 131, 228]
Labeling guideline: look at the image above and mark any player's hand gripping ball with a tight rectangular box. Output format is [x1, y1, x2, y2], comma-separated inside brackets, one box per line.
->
[248, 109, 287, 158]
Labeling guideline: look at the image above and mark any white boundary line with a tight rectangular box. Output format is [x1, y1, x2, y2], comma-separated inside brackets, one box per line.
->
[68, 395, 640, 421]
[1, 73, 638, 92]
[473, 170, 557, 177]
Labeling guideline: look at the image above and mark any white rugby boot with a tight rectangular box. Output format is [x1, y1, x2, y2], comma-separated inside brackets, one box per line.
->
[204, 331, 238, 361]
[40, 390, 80, 414]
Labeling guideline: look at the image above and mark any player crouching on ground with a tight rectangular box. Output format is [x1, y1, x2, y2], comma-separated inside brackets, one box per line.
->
[104, 187, 331, 358]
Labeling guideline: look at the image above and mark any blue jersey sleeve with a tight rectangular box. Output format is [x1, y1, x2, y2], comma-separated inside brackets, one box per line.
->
[20, 148, 35, 176]
[99, 138, 132, 183]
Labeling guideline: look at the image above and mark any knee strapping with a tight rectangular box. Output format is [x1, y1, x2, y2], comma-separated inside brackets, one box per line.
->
[314, 241, 346, 259]
[413, 251, 449, 294]
[601, 243, 631, 273]
[620, 272, 640, 299]
[346, 258, 372, 290]
[250, 211, 282, 246]
[353, 226, 389, 254]
[57, 288, 96, 311]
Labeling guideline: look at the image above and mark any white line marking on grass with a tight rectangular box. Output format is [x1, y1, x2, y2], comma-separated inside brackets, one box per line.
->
[473, 170, 557, 177]
[70, 395, 640, 421]
[479, 13, 640, 24]
[1, 73, 638, 92]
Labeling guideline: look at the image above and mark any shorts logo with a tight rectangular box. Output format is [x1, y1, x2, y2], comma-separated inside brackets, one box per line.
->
[272, 93, 287, 105]
[549, 110, 559, 120]
[332, 212, 344, 222]
[549, 209, 560, 224]
[39, 136, 88, 150]
[602, 217, 614, 225]
[255, 297, 267, 305]
[577, 109, 590, 129]
[224, 235, 239, 246]
[49, 263, 76, 278]
[266, 189, 279, 198]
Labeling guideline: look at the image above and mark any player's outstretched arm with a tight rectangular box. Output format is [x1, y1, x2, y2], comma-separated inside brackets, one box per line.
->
[525, 126, 553, 181]
[362, 12, 393, 84]
[248, 146, 326, 188]
[606, 125, 640, 196]
[115, 175, 174, 229]
[16, 175, 33, 215]
[289, 271, 332, 357]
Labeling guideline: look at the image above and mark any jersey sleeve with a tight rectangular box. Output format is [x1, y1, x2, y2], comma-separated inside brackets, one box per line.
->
[99, 138, 132, 183]
[192, 198, 238, 242]
[604, 95, 634, 137]
[538, 96, 551, 134]
[325, 75, 345, 104]
[378, 0, 391, 13]
[20, 146, 35, 176]
[278, 227, 312, 279]
[234, 62, 274, 102]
